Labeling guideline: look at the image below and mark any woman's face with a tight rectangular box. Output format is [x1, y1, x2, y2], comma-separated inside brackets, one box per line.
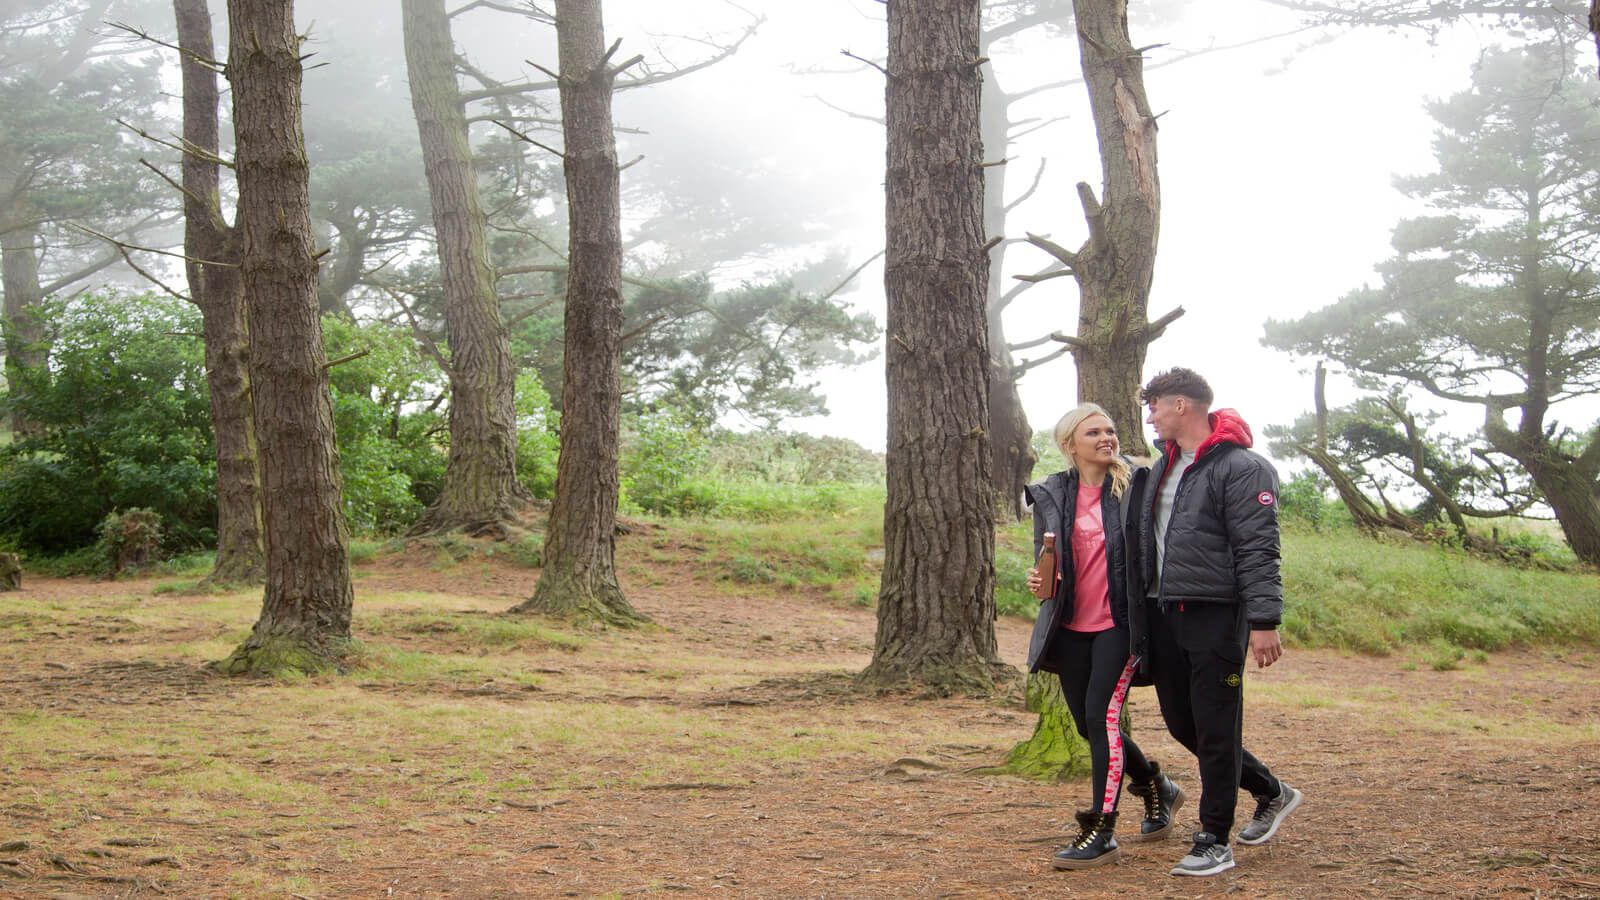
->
[1063, 413, 1118, 467]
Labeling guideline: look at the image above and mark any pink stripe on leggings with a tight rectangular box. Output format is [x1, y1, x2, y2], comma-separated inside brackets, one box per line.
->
[1102, 654, 1140, 813]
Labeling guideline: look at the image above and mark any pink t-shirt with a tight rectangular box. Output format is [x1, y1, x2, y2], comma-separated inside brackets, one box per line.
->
[1065, 481, 1114, 633]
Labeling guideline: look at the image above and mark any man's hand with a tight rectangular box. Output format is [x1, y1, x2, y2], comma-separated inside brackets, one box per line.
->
[1249, 629, 1283, 668]
[1026, 567, 1043, 601]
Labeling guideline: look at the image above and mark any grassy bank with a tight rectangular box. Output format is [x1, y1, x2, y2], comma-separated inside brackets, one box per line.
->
[641, 490, 1599, 657]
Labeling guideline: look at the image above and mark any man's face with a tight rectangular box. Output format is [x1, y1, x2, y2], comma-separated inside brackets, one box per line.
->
[1145, 395, 1183, 442]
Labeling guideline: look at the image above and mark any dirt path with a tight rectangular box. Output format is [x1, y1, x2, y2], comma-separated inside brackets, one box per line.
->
[1, 555, 1597, 898]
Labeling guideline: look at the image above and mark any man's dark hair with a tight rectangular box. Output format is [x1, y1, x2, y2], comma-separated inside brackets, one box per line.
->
[1140, 367, 1213, 406]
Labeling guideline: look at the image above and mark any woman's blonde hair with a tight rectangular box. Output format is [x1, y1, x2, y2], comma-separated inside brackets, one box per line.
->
[1052, 403, 1131, 498]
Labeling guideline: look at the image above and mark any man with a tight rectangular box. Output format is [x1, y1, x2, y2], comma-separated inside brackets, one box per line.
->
[1137, 367, 1303, 877]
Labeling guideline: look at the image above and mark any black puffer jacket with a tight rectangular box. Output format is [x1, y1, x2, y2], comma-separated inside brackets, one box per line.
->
[1137, 409, 1283, 630]
[1022, 464, 1149, 674]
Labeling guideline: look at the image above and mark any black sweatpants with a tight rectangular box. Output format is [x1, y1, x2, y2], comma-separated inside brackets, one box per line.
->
[1051, 626, 1155, 814]
[1146, 600, 1280, 842]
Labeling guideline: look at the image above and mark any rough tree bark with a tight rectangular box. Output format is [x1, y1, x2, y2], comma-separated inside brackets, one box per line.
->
[1023, 0, 1183, 457]
[402, 0, 530, 537]
[980, 63, 1038, 521]
[217, 0, 354, 675]
[1, 220, 45, 438]
[175, 0, 266, 586]
[511, 0, 646, 625]
[860, 0, 1008, 694]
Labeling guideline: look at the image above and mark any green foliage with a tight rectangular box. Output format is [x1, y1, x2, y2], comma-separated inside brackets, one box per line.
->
[1277, 470, 1332, 530]
[1280, 524, 1600, 654]
[621, 406, 714, 516]
[996, 518, 1040, 620]
[97, 507, 164, 575]
[514, 371, 560, 500]
[1262, 42, 1600, 558]
[0, 294, 217, 554]
[702, 430, 881, 485]
[322, 316, 447, 533]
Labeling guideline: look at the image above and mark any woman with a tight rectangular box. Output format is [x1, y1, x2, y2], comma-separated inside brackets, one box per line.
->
[1024, 403, 1185, 870]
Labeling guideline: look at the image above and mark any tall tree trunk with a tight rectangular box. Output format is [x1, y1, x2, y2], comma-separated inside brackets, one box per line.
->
[511, 0, 646, 625]
[980, 65, 1036, 521]
[402, 0, 529, 537]
[1, 221, 45, 438]
[1026, 0, 1182, 457]
[218, 0, 354, 675]
[861, 0, 1007, 694]
[175, 0, 266, 587]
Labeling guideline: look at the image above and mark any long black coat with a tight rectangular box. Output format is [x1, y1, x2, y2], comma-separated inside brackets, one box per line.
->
[1022, 464, 1150, 677]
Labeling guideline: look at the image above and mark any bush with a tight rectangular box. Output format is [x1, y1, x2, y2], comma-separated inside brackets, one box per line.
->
[514, 371, 560, 500]
[1278, 470, 1332, 530]
[322, 316, 447, 533]
[97, 508, 164, 576]
[621, 405, 712, 516]
[0, 294, 217, 554]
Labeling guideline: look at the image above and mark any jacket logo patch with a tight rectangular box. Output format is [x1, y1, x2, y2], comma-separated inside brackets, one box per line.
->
[1224, 673, 1242, 688]
[1257, 491, 1275, 506]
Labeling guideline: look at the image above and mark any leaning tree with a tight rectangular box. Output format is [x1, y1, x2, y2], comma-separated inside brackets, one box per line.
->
[1264, 41, 1600, 566]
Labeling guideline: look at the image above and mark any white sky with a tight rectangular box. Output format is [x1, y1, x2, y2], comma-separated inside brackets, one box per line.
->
[599, 0, 1560, 466]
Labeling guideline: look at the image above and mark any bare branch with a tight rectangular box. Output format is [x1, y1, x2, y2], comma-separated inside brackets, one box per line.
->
[107, 20, 224, 71]
[815, 249, 886, 305]
[323, 349, 371, 370]
[809, 93, 883, 125]
[1013, 345, 1072, 377]
[490, 119, 567, 160]
[68, 225, 191, 304]
[1012, 268, 1074, 284]
[1023, 231, 1079, 267]
[117, 118, 234, 169]
[840, 49, 889, 78]
[1004, 159, 1048, 214]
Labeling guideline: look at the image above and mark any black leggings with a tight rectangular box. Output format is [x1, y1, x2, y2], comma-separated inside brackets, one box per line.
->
[1052, 626, 1155, 813]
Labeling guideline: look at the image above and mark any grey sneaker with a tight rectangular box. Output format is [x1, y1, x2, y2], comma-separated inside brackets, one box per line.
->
[1170, 832, 1234, 877]
[1236, 782, 1303, 845]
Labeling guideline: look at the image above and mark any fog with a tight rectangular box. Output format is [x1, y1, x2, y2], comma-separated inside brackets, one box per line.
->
[7, 0, 1593, 462]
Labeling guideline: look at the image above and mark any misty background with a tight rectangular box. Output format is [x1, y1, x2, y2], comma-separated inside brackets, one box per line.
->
[4, 0, 1592, 460]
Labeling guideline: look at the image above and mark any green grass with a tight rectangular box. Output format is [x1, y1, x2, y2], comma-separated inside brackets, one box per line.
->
[1281, 523, 1600, 655]
[361, 609, 585, 653]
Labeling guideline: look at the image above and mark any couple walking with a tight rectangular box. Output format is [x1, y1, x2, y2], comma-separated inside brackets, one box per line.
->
[1023, 367, 1304, 877]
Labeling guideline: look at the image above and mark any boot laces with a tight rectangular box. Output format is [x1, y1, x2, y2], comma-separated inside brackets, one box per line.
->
[1250, 791, 1276, 823]
[1072, 817, 1102, 849]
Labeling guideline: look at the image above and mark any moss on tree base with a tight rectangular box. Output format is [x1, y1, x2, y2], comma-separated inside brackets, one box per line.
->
[511, 570, 649, 628]
[214, 634, 349, 677]
[997, 672, 1091, 781]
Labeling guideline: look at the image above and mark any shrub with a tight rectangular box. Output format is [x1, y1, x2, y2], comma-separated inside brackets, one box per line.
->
[621, 405, 711, 516]
[1278, 470, 1331, 530]
[514, 372, 560, 500]
[0, 294, 216, 554]
[97, 508, 164, 575]
[322, 316, 447, 533]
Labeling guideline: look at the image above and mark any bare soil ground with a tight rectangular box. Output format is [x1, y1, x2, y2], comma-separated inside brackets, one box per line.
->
[1, 546, 1597, 898]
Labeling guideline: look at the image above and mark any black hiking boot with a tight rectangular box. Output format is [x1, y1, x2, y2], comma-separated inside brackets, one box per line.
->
[1052, 810, 1120, 870]
[1125, 761, 1185, 843]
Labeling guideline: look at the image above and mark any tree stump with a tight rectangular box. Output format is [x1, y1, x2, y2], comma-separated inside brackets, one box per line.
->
[0, 553, 20, 591]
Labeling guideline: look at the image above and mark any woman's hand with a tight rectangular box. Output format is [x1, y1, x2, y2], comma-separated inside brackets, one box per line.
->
[1026, 567, 1043, 599]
